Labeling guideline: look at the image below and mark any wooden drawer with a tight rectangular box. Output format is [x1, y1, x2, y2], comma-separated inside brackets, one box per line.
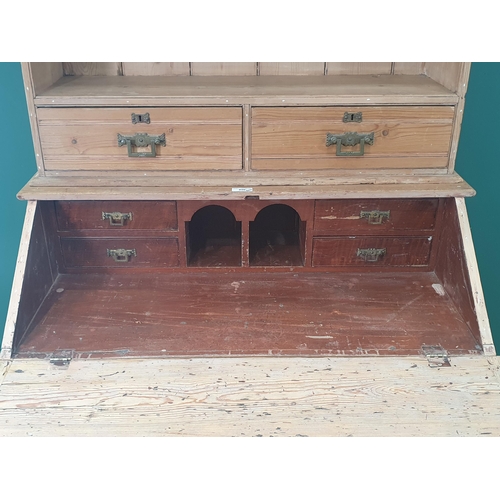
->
[56, 201, 178, 231]
[251, 106, 454, 170]
[312, 236, 432, 267]
[37, 107, 242, 171]
[60, 238, 180, 268]
[314, 199, 438, 234]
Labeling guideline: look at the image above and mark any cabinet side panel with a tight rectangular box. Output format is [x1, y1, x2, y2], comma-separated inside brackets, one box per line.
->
[29, 63, 64, 95]
[434, 198, 487, 352]
[12, 203, 59, 354]
[454, 198, 495, 354]
[21, 64, 45, 174]
[1, 202, 57, 358]
[425, 63, 470, 96]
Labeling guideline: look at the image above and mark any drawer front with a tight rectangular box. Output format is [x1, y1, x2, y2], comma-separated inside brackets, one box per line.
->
[60, 238, 180, 268]
[252, 106, 454, 170]
[37, 107, 242, 171]
[314, 199, 438, 234]
[56, 201, 178, 231]
[312, 237, 432, 267]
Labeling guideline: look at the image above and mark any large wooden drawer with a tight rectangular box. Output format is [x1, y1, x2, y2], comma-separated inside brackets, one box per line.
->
[314, 199, 439, 234]
[312, 236, 432, 267]
[37, 107, 243, 171]
[55, 201, 178, 231]
[251, 106, 454, 170]
[60, 238, 180, 268]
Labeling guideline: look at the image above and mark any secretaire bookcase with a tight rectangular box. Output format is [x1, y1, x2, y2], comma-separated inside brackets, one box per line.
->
[1, 62, 495, 364]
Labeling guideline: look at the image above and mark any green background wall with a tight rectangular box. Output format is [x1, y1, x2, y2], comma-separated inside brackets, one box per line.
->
[1, 62, 499, 350]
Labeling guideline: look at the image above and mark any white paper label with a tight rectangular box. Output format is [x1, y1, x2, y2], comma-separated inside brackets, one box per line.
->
[232, 187, 253, 192]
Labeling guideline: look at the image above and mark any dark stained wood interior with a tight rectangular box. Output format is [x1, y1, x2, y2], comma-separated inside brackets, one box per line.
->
[435, 198, 482, 346]
[250, 204, 304, 266]
[186, 205, 242, 267]
[312, 236, 432, 267]
[15, 271, 481, 359]
[10, 197, 485, 360]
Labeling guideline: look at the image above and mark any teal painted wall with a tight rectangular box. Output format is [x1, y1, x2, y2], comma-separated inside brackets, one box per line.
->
[0, 63, 38, 346]
[0, 63, 498, 349]
[455, 63, 500, 349]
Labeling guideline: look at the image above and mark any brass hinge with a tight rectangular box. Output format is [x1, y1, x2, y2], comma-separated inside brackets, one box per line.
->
[421, 345, 451, 368]
[49, 349, 74, 368]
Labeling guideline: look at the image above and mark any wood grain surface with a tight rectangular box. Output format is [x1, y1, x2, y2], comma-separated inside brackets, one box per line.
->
[0, 355, 498, 436]
[14, 271, 480, 358]
[313, 198, 439, 234]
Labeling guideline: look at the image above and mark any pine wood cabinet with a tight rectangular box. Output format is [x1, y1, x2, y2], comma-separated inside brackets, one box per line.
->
[1, 62, 495, 361]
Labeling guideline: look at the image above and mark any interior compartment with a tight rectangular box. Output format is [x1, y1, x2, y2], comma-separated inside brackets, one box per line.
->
[186, 205, 241, 267]
[5, 197, 486, 360]
[249, 204, 305, 266]
[28, 63, 465, 104]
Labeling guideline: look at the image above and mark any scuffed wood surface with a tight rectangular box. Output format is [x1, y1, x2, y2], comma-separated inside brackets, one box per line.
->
[0, 356, 498, 436]
[15, 271, 479, 358]
[16, 172, 476, 201]
[35, 75, 459, 106]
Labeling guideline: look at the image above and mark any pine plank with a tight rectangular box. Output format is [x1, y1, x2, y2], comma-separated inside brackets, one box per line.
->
[63, 63, 122, 76]
[259, 63, 325, 75]
[1, 202, 38, 359]
[16, 172, 476, 201]
[326, 63, 392, 75]
[35, 75, 459, 106]
[122, 63, 190, 76]
[0, 356, 498, 436]
[15, 271, 479, 358]
[191, 63, 257, 76]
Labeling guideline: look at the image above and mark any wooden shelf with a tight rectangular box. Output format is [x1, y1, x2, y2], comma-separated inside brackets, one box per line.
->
[34, 75, 459, 107]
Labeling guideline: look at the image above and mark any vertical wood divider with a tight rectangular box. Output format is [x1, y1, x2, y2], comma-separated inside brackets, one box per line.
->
[243, 105, 251, 171]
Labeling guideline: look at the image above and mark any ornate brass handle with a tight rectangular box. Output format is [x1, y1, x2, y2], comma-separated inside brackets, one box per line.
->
[117, 133, 166, 158]
[359, 210, 390, 225]
[102, 211, 133, 226]
[107, 248, 137, 263]
[356, 248, 386, 262]
[326, 131, 374, 156]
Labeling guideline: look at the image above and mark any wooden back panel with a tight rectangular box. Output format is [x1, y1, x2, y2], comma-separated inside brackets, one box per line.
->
[50, 63, 468, 93]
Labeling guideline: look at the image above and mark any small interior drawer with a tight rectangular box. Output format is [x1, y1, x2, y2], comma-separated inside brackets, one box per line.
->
[312, 236, 432, 267]
[60, 237, 180, 268]
[314, 199, 439, 234]
[55, 201, 178, 231]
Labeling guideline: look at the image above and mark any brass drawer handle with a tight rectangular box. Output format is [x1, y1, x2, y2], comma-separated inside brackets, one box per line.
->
[356, 248, 386, 262]
[326, 131, 374, 156]
[359, 210, 390, 225]
[107, 248, 137, 263]
[102, 211, 133, 226]
[117, 133, 166, 158]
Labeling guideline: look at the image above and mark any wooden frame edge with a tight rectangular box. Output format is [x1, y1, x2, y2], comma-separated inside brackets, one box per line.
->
[1, 201, 37, 359]
[21, 63, 45, 175]
[455, 197, 496, 355]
